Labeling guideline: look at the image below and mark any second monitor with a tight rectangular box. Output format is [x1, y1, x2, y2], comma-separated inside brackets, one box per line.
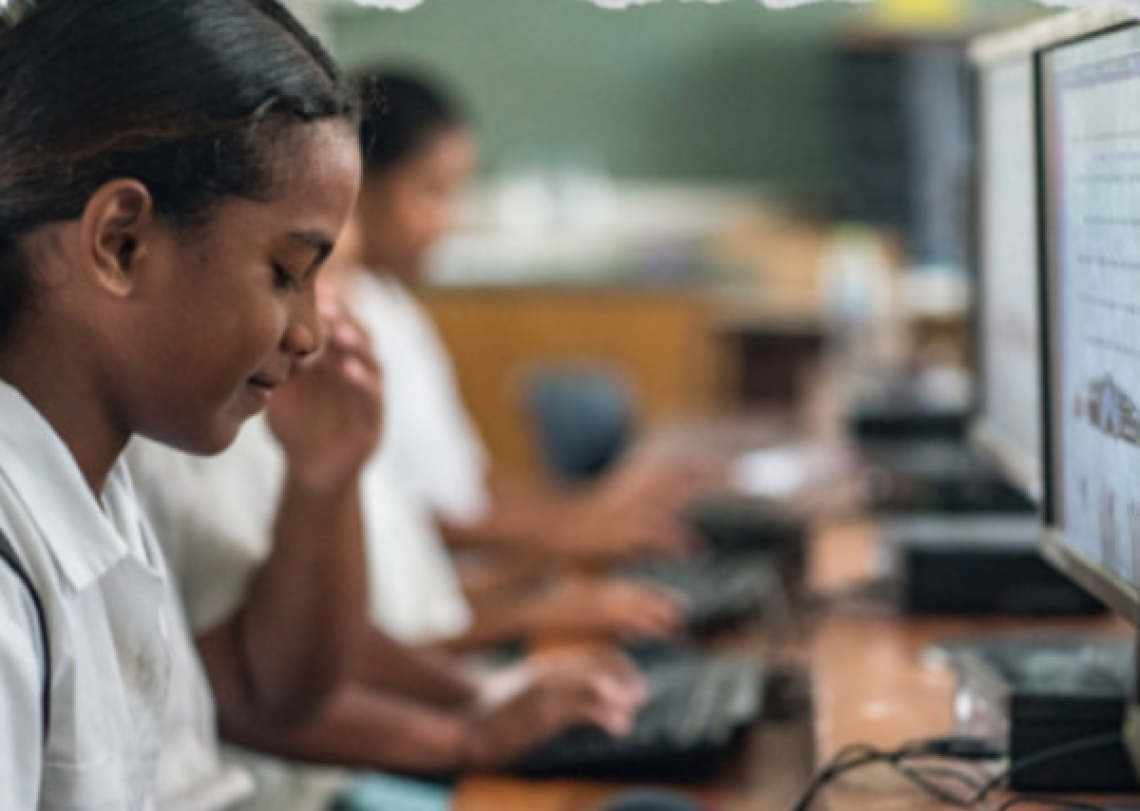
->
[876, 24, 1097, 617]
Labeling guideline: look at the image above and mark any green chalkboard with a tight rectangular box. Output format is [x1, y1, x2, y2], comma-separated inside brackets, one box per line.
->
[329, 0, 1045, 203]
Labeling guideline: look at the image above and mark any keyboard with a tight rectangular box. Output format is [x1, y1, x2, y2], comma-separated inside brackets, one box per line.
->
[686, 497, 808, 556]
[511, 654, 764, 781]
[619, 555, 779, 633]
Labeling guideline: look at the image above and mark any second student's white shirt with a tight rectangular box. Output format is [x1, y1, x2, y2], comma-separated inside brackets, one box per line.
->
[129, 417, 471, 646]
[0, 381, 249, 811]
[350, 273, 491, 526]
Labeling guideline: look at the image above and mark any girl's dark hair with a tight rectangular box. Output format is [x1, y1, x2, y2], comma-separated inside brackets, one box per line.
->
[357, 70, 466, 177]
[0, 0, 358, 346]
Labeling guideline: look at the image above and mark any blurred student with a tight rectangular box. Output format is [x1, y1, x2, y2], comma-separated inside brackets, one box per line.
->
[0, 1, 363, 808]
[325, 213, 684, 651]
[351, 71, 700, 567]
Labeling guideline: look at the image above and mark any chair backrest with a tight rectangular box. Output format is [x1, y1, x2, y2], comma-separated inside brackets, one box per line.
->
[521, 365, 636, 483]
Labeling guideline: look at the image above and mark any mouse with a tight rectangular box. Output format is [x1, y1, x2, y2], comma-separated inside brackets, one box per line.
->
[591, 788, 707, 811]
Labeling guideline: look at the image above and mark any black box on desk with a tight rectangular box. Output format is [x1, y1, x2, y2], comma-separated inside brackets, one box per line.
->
[1008, 689, 1135, 792]
[935, 635, 1138, 793]
[881, 517, 1105, 616]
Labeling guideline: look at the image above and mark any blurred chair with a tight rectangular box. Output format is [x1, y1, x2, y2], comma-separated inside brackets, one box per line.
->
[520, 364, 635, 483]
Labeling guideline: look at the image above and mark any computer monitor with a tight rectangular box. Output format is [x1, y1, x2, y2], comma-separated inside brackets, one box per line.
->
[968, 30, 1043, 502]
[1035, 3, 1140, 774]
[1038, 7, 1140, 620]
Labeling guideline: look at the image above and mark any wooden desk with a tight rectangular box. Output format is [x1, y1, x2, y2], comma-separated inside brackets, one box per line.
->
[808, 523, 1130, 811]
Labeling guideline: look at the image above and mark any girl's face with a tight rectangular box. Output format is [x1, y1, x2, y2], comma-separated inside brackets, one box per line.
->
[322, 212, 364, 292]
[357, 127, 476, 281]
[116, 120, 362, 455]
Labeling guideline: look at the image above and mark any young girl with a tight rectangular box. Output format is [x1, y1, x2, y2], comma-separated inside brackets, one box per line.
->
[347, 71, 697, 644]
[352, 72, 699, 565]
[0, 1, 369, 807]
[128, 227, 648, 794]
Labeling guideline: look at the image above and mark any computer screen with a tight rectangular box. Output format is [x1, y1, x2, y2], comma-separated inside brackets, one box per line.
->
[970, 39, 1042, 500]
[1039, 17, 1140, 621]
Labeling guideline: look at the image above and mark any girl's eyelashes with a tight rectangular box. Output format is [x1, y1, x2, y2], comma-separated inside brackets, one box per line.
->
[271, 263, 302, 292]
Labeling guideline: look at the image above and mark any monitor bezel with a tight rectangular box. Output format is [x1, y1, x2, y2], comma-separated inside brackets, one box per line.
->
[1035, 10, 1140, 626]
[967, 30, 1045, 503]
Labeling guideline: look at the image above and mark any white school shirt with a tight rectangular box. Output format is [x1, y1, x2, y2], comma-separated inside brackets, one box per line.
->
[129, 417, 471, 646]
[350, 273, 491, 526]
[153, 597, 253, 811]
[0, 381, 248, 811]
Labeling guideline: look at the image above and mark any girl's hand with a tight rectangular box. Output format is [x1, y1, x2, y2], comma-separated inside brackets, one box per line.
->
[462, 650, 647, 767]
[552, 455, 704, 563]
[523, 578, 686, 641]
[267, 291, 383, 493]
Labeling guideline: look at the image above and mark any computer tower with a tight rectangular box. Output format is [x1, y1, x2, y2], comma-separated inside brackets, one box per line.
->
[881, 516, 1105, 616]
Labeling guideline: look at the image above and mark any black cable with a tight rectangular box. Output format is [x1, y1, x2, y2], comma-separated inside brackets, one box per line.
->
[900, 762, 986, 792]
[891, 760, 987, 808]
[787, 744, 888, 811]
[787, 731, 1124, 811]
[886, 739, 998, 808]
[786, 737, 1004, 811]
[913, 735, 1008, 760]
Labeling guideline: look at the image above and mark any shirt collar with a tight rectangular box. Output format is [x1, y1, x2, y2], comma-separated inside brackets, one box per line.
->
[0, 381, 138, 592]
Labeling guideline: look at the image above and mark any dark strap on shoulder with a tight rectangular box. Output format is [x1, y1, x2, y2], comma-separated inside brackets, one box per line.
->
[0, 528, 51, 746]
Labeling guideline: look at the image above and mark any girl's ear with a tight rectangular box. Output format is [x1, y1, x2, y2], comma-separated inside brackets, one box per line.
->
[78, 180, 157, 298]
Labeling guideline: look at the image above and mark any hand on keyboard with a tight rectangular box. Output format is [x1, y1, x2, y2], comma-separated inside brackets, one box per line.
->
[548, 453, 705, 564]
[509, 655, 765, 780]
[462, 649, 647, 768]
[522, 578, 688, 641]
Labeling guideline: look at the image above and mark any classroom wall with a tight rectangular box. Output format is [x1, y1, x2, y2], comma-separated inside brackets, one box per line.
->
[327, 0, 1047, 205]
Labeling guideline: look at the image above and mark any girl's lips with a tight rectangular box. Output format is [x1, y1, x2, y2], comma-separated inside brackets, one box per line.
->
[245, 374, 283, 407]
[248, 365, 290, 390]
[244, 379, 275, 408]
[246, 362, 292, 405]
